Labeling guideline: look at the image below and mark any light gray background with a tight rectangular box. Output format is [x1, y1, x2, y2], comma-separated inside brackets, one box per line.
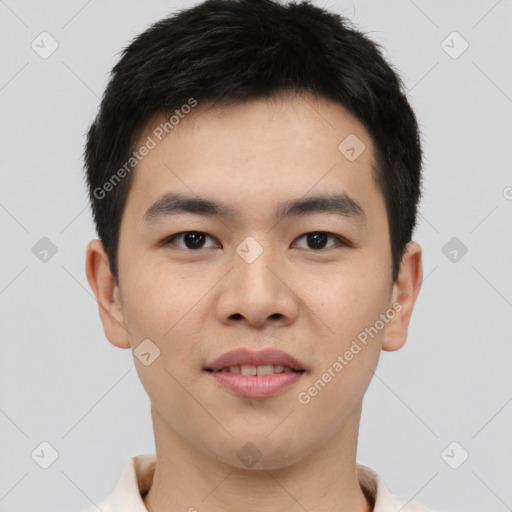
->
[1, 1, 511, 511]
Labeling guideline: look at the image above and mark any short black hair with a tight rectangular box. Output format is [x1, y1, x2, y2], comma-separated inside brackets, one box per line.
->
[83, 0, 423, 284]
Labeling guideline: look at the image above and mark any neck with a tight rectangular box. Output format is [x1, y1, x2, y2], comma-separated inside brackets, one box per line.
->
[143, 406, 372, 512]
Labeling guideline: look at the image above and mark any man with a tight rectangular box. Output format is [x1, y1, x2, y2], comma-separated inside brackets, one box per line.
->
[83, 1, 437, 510]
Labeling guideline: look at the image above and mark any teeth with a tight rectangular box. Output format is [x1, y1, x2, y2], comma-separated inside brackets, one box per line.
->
[215, 364, 297, 375]
[240, 365, 257, 376]
[256, 364, 274, 376]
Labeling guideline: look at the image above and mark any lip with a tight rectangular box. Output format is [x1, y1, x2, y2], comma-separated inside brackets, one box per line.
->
[204, 348, 306, 399]
[205, 348, 305, 371]
[207, 371, 304, 398]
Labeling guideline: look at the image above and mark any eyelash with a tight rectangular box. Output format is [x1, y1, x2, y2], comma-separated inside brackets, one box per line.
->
[162, 231, 351, 251]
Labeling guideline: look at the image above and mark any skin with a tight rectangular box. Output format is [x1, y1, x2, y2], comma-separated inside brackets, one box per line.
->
[86, 91, 422, 512]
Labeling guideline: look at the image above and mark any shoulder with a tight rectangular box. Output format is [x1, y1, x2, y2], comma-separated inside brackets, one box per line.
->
[77, 454, 156, 512]
[357, 464, 441, 512]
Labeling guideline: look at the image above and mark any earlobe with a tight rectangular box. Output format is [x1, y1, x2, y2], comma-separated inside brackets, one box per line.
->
[85, 239, 131, 349]
[381, 241, 423, 352]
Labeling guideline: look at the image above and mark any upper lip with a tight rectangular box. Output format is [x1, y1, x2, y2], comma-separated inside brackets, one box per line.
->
[205, 348, 305, 371]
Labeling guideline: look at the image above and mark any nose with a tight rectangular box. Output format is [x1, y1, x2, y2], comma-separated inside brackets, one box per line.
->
[214, 240, 299, 329]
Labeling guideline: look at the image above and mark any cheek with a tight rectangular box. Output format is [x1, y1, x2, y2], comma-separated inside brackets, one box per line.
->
[121, 261, 212, 377]
[308, 266, 390, 347]
[298, 264, 390, 408]
[294, 273, 388, 430]
[121, 259, 189, 337]
[122, 266, 202, 420]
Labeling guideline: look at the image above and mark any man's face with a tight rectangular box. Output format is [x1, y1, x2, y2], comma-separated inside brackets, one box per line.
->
[107, 93, 404, 468]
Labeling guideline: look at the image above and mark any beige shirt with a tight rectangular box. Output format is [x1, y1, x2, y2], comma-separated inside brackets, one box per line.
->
[81, 454, 437, 512]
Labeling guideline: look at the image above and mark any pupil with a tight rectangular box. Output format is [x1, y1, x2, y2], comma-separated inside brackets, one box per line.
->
[185, 232, 205, 249]
[308, 233, 327, 249]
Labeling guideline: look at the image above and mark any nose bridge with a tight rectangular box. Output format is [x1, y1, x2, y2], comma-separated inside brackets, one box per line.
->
[234, 234, 280, 294]
[216, 233, 298, 326]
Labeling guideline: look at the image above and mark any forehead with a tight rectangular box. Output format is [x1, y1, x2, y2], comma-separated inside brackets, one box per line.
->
[124, 93, 383, 226]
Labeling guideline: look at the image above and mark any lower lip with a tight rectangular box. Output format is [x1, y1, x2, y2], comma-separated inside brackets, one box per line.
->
[207, 370, 304, 398]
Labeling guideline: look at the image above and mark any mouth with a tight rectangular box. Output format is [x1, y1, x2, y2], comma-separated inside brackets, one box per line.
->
[204, 348, 306, 398]
[206, 365, 304, 375]
[204, 347, 306, 372]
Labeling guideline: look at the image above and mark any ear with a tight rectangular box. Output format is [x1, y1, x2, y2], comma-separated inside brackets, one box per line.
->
[382, 241, 423, 352]
[85, 239, 131, 349]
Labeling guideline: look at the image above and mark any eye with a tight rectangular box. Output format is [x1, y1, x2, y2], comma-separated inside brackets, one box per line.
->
[162, 231, 218, 250]
[162, 231, 351, 251]
[292, 231, 349, 251]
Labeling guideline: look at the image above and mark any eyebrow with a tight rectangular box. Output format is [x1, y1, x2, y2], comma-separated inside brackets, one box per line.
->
[143, 191, 366, 224]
